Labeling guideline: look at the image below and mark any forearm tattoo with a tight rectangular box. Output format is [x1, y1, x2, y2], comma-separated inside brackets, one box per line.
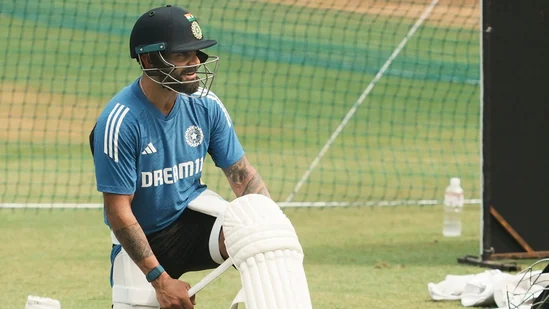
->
[223, 157, 249, 185]
[243, 172, 270, 197]
[113, 222, 153, 263]
[223, 157, 270, 198]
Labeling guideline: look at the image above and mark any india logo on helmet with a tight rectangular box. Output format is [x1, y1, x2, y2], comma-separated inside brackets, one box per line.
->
[191, 21, 203, 40]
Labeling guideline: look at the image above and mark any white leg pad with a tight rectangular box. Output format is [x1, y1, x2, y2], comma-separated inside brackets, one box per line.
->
[112, 247, 160, 309]
[187, 189, 228, 218]
[224, 194, 313, 309]
[230, 288, 246, 309]
[187, 189, 229, 265]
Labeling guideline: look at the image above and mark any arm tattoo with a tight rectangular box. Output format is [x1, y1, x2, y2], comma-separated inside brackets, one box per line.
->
[113, 222, 153, 263]
[243, 173, 270, 197]
[223, 157, 249, 185]
[223, 156, 271, 198]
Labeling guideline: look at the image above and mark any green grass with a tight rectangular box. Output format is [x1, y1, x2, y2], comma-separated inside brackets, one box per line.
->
[1, 205, 530, 309]
[0, 0, 481, 204]
[0, 2, 519, 308]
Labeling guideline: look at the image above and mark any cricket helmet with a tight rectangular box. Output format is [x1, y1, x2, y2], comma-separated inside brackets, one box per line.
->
[129, 5, 219, 97]
[496, 258, 549, 309]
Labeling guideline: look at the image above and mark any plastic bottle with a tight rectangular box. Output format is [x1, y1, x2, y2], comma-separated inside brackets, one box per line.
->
[442, 177, 464, 237]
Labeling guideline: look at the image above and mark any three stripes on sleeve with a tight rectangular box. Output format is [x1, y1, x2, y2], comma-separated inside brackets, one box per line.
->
[103, 103, 130, 163]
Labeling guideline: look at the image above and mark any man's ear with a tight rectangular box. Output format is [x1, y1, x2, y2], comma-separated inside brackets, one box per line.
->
[138, 54, 153, 69]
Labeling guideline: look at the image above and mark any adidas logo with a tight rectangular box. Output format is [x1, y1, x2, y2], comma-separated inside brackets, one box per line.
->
[141, 142, 157, 155]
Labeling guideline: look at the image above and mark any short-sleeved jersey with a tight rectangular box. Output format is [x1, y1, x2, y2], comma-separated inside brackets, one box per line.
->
[92, 78, 244, 235]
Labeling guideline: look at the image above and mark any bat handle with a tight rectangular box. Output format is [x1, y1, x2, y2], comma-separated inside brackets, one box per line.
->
[188, 258, 234, 297]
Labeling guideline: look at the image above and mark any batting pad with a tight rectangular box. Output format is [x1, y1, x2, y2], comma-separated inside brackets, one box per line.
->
[112, 247, 159, 309]
[224, 194, 313, 309]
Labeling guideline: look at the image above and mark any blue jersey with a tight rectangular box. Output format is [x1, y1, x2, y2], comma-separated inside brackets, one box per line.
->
[93, 78, 244, 235]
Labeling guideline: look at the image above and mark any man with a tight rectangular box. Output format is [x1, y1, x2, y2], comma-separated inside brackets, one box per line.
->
[89, 5, 270, 309]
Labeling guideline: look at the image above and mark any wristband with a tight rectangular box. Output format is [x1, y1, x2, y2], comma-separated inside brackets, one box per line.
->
[146, 265, 165, 282]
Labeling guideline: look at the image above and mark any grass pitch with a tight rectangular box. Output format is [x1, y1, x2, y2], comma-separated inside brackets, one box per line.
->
[0, 205, 529, 309]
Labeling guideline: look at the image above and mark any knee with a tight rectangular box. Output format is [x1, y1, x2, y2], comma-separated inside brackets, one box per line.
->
[219, 227, 229, 260]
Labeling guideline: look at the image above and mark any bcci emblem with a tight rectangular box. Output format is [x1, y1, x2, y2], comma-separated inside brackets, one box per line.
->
[191, 21, 203, 40]
[185, 125, 203, 147]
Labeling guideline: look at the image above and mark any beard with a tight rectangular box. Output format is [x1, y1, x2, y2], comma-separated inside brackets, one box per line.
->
[152, 67, 200, 95]
[169, 77, 200, 95]
[164, 70, 200, 95]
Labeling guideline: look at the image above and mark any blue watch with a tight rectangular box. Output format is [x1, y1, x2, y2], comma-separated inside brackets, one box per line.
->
[146, 265, 165, 282]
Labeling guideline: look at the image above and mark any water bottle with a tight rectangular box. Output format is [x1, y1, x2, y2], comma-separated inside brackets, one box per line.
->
[442, 177, 464, 237]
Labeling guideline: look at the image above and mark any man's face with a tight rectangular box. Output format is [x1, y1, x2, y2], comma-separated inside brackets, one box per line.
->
[163, 51, 201, 95]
